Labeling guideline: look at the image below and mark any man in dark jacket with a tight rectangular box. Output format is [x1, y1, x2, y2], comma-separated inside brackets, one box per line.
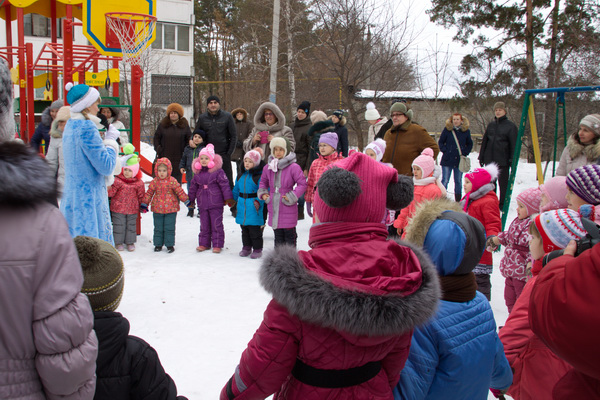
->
[30, 99, 63, 154]
[290, 100, 311, 220]
[74, 235, 187, 400]
[194, 95, 236, 189]
[478, 101, 518, 211]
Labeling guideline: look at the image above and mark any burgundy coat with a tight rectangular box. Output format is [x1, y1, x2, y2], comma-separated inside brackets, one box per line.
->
[221, 222, 440, 400]
[188, 154, 233, 210]
[108, 173, 145, 215]
[257, 152, 307, 229]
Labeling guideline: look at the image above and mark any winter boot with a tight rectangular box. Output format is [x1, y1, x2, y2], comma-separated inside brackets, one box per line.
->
[187, 208, 195, 217]
[116, 244, 125, 251]
[239, 246, 252, 257]
[154, 246, 162, 252]
[298, 207, 305, 220]
[196, 245, 210, 252]
[212, 247, 222, 253]
[127, 244, 135, 252]
[167, 246, 175, 253]
[250, 248, 263, 259]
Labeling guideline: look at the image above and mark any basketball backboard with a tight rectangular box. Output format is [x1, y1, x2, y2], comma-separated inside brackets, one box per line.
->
[82, 0, 156, 56]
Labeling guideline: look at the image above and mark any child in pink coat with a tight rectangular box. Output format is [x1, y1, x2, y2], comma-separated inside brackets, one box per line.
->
[394, 148, 446, 236]
[499, 208, 586, 400]
[487, 187, 541, 313]
[107, 144, 145, 252]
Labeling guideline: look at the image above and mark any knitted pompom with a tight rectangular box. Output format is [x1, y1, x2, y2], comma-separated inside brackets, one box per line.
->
[73, 236, 101, 267]
[317, 167, 362, 208]
[366, 101, 376, 110]
[387, 175, 414, 210]
[122, 143, 135, 155]
[254, 146, 264, 158]
[192, 159, 202, 174]
[65, 82, 74, 91]
[421, 148, 434, 158]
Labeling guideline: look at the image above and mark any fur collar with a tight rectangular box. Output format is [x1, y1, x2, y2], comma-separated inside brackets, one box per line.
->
[160, 116, 189, 129]
[404, 198, 463, 246]
[259, 239, 440, 337]
[0, 141, 58, 205]
[41, 107, 52, 126]
[566, 134, 600, 161]
[308, 120, 335, 136]
[71, 111, 104, 130]
[50, 119, 63, 139]
[254, 102, 287, 132]
[445, 116, 470, 131]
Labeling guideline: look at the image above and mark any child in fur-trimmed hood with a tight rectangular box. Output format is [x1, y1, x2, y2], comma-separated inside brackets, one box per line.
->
[220, 152, 440, 400]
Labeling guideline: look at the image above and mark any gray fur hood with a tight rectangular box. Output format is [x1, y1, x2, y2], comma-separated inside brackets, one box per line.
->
[254, 102, 288, 133]
[0, 141, 58, 206]
[259, 237, 440, 338]
[566, 133, 600, 161]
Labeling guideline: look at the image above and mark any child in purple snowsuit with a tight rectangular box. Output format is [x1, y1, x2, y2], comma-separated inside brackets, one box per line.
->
[258, 137, 307, 247]
[189, 144, 234, 253]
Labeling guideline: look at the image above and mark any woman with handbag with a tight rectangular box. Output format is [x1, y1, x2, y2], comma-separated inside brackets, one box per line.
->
[438, 113, 473, 202]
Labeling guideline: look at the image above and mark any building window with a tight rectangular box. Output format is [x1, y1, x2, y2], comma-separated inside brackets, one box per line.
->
[151, 75, 192, 105]
[24, 14, 62, 38]
[151, 23, 189, 52]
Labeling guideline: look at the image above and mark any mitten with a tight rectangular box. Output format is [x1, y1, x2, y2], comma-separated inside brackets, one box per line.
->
[225, 199, 236, 208]
[105, 124, 120, 141]
[306, 202, 313, 218]
[140, 203, 149, 213]
[254, 200, 260, 211]
[385, 209, 396, 226]
[486, 236, 499, 252]
[184, 199, 191, 207]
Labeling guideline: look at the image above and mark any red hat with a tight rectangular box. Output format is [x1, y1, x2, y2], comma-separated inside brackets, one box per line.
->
[314, 152, 413, 223]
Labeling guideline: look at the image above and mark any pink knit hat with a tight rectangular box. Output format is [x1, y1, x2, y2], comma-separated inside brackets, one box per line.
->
[199, 143, 216, 168]
[412, 148, 435, 178]
[539, 176, 568, 212]
[516, 187, 542, 217]
[244, 147, 263, 166]
[364, 139, 386, 162]
[314, 152, 413, 223]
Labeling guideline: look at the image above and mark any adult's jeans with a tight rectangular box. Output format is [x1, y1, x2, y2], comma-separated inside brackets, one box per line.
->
[441, 165, 463, 201]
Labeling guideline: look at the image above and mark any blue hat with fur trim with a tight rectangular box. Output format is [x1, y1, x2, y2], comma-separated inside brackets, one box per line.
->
[65, 82, 100, 113]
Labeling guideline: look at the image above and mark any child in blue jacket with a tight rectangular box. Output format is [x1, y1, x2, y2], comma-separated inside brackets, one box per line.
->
[232, 148, 266, 259]
[395, 197, 512, 400]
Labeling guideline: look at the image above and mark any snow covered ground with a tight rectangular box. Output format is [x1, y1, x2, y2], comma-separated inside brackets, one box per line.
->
[117, 145, 538, 399]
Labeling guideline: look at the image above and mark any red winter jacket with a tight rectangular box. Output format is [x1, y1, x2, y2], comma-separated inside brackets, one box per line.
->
[143, 158, 188, 213]
[464, 186, 501, 265]
[108, 173, 145, 215]
[529, 245, 600, 399]
[220, 222, 440, 400]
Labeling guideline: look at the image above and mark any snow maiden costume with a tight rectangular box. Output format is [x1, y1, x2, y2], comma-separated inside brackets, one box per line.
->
[60, 82, 121, 244]
[221, 152, 440, 400]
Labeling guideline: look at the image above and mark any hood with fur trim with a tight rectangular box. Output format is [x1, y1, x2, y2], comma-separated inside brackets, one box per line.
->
[40, 107, 53, 127]
[231, 107, 248, 122]
[566, 133, 600, 161]
[0, 141, 58, 206]
[330, 115, 347, 127]
[308, 120, 335, 137]
[191, 153, 223, 174]
[445, 116, 470, 131]
[404, 197, 463, 246]
[260, 223, 441, 338]
[254, 102, 287, 133]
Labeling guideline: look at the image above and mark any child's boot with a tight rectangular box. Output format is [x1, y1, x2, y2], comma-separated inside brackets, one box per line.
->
[239, 246, 252, 257]
[116, 244, 125, 251]
[250, 248, 263, 259]
[196, 245, 209, 252]
[212, 247, 222, 253]
[154, 246, 162, 252]
[167, 246, 175, 253]
[127, 244, 135, 252]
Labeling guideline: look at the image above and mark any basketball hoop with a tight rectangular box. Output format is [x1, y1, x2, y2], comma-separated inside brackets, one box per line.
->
[105, 12, 157, 66]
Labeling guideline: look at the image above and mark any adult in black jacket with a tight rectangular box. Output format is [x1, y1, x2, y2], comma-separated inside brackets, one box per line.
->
[74, 236, 187, 400]
[290, 100, 312, 219]
[331, 109, 349, 157]
[30, 100, 63, 154]
[153, 103, 192, 184]
[193, 95, 236, 188]
[478, 102, 518, 210]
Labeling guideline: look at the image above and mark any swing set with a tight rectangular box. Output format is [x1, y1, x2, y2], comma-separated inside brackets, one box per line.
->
[502, 85, 600, 228]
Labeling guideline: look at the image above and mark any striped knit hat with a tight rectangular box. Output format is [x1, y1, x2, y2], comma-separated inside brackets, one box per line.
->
[534, 209, 586, 253]
[566, 164, 600, 206]
[74, 236, 125, 312]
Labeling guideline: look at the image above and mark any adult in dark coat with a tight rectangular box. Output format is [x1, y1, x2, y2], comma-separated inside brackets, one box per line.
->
[306, 110, 335, 167]
[193, 95, 237, 188]
[438, 113, 473, 202]
[30, 99, 63, 154]
[290, 101, 312, 219]
[231, 107, 253, 175]
[331, 109, 349, 157]
[153, 103, 191, 184]
[478, 101, 518, 210]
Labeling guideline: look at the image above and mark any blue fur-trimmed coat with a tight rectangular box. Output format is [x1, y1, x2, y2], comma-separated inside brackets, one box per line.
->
[60, 112, 119, 244]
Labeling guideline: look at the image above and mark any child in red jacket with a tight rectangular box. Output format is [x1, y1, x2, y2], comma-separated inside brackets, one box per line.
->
[499, 208, 586, 400]
[141, 158, 189, 253]
[460, 163, 501, 300]
[487, 187, 542, 312]
[107, 144, 145, 252]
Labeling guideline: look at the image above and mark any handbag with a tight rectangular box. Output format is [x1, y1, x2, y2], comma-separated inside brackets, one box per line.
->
[451, 130, 471, 173]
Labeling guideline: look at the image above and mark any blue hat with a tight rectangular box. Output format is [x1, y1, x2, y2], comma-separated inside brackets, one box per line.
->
[65, 82, 100, 113]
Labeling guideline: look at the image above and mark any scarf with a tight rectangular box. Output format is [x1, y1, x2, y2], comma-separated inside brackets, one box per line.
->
[439, 272, 477, 302]
[268, 157, 279, 172]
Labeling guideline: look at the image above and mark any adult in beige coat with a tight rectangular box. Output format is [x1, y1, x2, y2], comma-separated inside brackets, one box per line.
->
[556, 114, 600, 176]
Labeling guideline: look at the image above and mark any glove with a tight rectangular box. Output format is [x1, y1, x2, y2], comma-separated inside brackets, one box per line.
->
[187, 208, 194, 217]
[105, 124, 120, 141]
[225, 199, 236, 208]
[486, 236, 499, 252]
[489, 388, 507, 399]
[306, 202, 313, 218]
[184, 199, 191, 207]
[140, 203, 148, 213]
[254, 200, 260, 211]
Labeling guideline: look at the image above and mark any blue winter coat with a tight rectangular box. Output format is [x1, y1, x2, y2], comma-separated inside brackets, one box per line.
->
[438, 118, 473, 168]
[232, 161, 265, 226]
[60, 114, 118, 244]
